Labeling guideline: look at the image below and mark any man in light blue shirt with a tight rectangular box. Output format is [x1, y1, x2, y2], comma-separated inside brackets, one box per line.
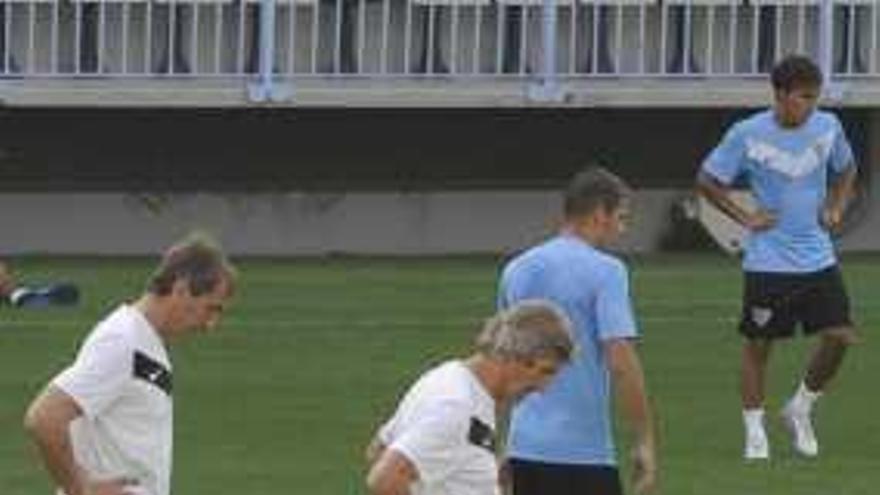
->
[697, 55, 858, 461]
[498, 166, 657, 495]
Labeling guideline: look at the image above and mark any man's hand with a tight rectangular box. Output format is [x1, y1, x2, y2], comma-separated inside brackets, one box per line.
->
[744, 209, 777, 232]
[630, 441, 657, 494]
[821, 204, 845, 233]
[83, 477, 142, 495]
[498, 458, 512, 495]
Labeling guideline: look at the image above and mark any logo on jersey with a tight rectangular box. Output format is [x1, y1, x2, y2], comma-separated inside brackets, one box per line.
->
[751, 306, 774, 328]
[745, 131, 835, 179]
[467, 417, 496, 453]
[133, 351, 173, 396]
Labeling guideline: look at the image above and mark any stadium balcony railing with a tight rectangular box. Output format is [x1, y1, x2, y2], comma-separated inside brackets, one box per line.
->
[0, 0, 877, 106]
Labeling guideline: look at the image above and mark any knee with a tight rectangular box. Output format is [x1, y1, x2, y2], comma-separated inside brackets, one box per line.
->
[822, 327, 859, 348]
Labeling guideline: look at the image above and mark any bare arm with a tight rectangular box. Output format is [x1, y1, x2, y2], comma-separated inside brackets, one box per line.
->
[696, 172, 775, 231]
[822, 165, 857, 232]
[23, 386, 131, 495]
[605, 339, 657, 494]
[366, 445, 418, 495]
[365, 435, 386, 468]
[0, 260, 15, 298]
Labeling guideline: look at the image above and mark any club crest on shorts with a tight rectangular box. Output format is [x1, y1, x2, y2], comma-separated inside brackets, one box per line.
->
[751, 306, 773, 327]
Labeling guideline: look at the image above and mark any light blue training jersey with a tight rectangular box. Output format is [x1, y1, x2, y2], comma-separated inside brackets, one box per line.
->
[497, 234, 638, 465]
[702, 109, 855, 273]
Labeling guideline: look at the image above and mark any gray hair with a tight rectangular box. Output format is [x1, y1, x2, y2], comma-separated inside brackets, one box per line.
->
[476, 300, 575, 363]
[147, 232, 237, 297]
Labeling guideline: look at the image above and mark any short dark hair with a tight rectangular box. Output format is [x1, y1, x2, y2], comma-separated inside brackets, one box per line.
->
[563, 165, 631, 218]
[147, 233, 236, 297]
[771, 55, 822, 93]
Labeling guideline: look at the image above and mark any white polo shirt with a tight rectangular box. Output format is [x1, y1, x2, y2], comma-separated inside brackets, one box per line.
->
[53, 304, 173, 495]
[378, 360, 500, 495]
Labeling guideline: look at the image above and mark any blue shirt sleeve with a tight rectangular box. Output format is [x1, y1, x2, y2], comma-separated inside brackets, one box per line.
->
[702, 122, 747, 185]
[596, 259, 638, 341]
[829, 114, 855, 174]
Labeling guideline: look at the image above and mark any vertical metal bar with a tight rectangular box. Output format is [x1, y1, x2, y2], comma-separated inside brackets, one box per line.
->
[615, 3, 623, 73]
[796, 2, 805, 53]
[451, 4, 459, 74]
[818, 0, 833, 82]
[707, 4, 715, 75]
[872, 2, 878, 73]
[685, 2, 693, 73]
[659, 1, 667, 74]
[750, 2, 758, 73]
[773, 4, 780, 64]
[538, 0, 558, 90]
[568, 2, 576, 74]
[99, 0, 106, 73]
[518, 2, 526, 73]
[288, 0, 297, 75]
[333, 0, 341, 71]
[236, 0, 245, 72]
[591, 3, 598, 72]
[74, 2, 82, 73]
[427, 6, 435, 72]
[168, 0, 178, 73]
[51, 0, 59, 73]
[28, 3, 36, 73]
[381, 0, 390, 73]
[638, 1, 646, 74]
[494, 2, 502, 73]
[6, 2, 12, 74]
[258, 0, 276, 89]
[191, 3, 199, 74]
[847, 2, 856, 72]
[358, 0, 366, 73]
[474, 4, 483, 74]
[311, 0, 319, 73]
[122, 2, 130, 73]
[728, 0, 736, 73]
[145, 1, 153, 73]
[404, 0, 412, 74]
[214, 2, 222, 73]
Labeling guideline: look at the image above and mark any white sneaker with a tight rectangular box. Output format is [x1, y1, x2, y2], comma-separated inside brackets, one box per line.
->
[744, 428, 770, 461]
[782, 403, 819, 457]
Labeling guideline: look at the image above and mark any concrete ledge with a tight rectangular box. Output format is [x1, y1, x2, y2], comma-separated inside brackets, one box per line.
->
[0, 77, 878, 108]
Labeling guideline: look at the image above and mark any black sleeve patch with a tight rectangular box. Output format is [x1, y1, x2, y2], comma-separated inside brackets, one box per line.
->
[467, 417, 496, 453]
[133, 351, 173, 396]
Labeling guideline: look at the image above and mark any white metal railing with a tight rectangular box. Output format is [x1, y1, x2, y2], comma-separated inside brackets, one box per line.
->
[0, 0, 875, 82]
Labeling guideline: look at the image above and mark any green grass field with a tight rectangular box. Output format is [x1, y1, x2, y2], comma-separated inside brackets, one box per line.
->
[2, 254, 879, 494]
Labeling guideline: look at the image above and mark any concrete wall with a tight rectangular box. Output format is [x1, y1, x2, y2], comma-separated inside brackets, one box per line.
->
[0, 106, 877, 256]
[0, 189, 681, 255]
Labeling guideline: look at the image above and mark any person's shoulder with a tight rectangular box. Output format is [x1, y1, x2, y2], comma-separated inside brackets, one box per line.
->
[733, 109, 774, 133]
[84, 305, 139, 347]
[813, 109, 844, 128]
[593, 251, 628, 277]
[415, 361, 474, 399]
[502, 237, 559, 271]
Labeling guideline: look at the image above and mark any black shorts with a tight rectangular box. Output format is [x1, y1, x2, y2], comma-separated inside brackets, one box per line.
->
[510, 458, 622, 495]
[739, 265, 853, 339]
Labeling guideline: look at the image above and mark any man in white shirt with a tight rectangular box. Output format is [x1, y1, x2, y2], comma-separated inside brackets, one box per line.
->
[365, 299, 575, 495]
[24, 234, 237, 495]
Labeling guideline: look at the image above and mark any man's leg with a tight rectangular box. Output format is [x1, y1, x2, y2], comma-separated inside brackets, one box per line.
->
[783, 326, 857, 457]
[741, 338, 772, 460]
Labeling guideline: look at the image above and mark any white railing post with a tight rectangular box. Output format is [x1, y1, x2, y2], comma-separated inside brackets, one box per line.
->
[248, 0, 294, 102]
[529, 0, 566, 102]
[819, 0, 842, 101]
